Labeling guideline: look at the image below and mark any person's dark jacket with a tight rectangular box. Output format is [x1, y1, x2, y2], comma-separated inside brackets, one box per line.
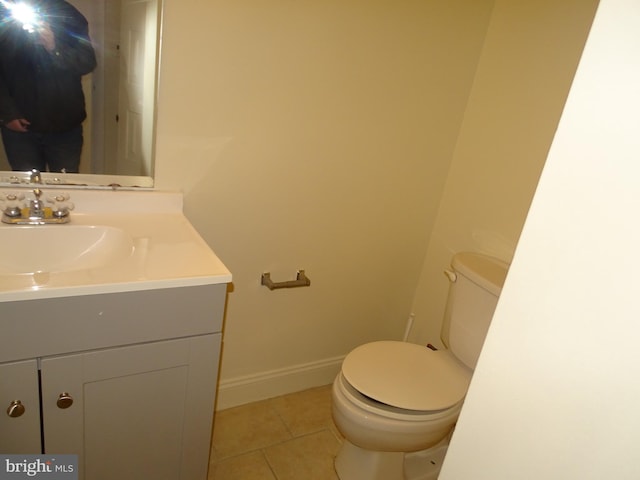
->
[0, 0, 97, 133]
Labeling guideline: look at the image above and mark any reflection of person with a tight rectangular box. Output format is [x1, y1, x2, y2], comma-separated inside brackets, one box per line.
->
[0, 0, 96, 173]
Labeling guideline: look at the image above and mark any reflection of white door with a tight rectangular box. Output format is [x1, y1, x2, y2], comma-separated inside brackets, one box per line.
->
[102, 0, 121, 174]
[117, 0, 158, 176]
[117, 0, 145, 176]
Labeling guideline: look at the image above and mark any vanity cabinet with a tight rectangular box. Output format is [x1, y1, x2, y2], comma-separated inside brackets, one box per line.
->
[0, 284, 227, 480]
[0, 360, 41, 453]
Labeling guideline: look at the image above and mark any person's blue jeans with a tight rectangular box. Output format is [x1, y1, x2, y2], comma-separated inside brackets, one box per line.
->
[1, 125, 83, 173]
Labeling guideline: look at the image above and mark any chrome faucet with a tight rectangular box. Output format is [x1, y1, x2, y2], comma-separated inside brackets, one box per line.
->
[29, 188, 45, 218]
[0, 169, 72, 224]
[28, 170, 45, 218]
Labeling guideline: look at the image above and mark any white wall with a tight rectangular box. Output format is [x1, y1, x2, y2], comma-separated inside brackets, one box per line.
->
[440, 0, 640, 478]
[409, 0, 599, 347]
[153, 0, 494, 407]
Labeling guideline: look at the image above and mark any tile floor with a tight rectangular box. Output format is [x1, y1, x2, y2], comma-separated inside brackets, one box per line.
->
[208, 384, 342, 480]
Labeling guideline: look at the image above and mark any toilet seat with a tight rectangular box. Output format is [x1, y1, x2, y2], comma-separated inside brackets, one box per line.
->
[342, 341, 472, 411]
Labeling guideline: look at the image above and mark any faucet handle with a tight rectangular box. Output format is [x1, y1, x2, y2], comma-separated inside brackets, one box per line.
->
[1, 191, 26, 220]
[46, 192, 74, 215]
[1, 192, 25, 202]
[46, 193, 71, 203]
[52, 206, 71, 219]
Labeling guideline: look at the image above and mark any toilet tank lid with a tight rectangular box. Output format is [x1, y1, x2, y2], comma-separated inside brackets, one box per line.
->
[452, 252, 509, 297]
[342, 341, 472, 411]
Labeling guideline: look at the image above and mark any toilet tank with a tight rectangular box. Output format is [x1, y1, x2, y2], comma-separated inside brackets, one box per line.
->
[441, 252, 509, 370]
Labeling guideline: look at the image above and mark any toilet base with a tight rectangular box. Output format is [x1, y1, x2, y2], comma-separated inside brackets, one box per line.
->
[334, 436, 450, 480]
[404, 444, 448, 480]
[335, 441, 404, 480]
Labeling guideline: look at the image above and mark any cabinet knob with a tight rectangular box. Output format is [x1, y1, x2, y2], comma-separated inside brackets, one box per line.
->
[56, 392, 74, 409]
[6, 400, 26, 418]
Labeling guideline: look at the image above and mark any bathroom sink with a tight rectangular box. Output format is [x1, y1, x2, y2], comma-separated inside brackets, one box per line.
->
[0, 190, 231, 302]
[0, 225, 134, 274]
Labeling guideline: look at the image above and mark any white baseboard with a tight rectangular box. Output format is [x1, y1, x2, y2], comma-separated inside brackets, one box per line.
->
[216, 355, 344, 410]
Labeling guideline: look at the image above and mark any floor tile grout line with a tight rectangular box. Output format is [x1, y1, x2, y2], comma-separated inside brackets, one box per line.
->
[259, 449, 280, 480]
[211, 425, 341, 466]
[269, 399, 296, 439]
[209, 399, 294, 463]
[209, 384, 341, 477]
[262, 428, 341, 480]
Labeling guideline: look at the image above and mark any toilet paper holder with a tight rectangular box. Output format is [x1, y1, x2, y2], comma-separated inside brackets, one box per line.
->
[261, 270, 311, 290]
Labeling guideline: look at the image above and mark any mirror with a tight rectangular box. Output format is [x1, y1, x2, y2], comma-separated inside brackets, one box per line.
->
[0, 0, 161, 188]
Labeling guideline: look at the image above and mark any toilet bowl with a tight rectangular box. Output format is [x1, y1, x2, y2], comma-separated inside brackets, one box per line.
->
[332, 372, 463, 450]
[332, 342, 470, 480]
[331, 252, 509, 480]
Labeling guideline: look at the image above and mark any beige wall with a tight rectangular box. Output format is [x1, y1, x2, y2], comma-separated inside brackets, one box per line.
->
[409, 0, 599, 347]
[441, 0, 640, 476]
[154, 0, 494, 406]
[152, 0, 596, 407]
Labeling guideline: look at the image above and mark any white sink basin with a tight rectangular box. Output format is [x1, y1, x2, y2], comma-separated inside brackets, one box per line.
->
[0, 225, 134, 274]
[0, 190, 231, 302]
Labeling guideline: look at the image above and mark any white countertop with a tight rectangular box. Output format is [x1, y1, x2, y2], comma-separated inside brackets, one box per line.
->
[0, 189, 231, 302]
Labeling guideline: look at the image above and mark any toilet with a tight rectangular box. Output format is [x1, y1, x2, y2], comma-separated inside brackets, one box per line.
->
[331, 252, 509, 480]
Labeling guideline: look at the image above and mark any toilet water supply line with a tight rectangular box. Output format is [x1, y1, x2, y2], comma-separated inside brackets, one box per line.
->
[403, 313, 415, 342]
[403, 314, 438, 350]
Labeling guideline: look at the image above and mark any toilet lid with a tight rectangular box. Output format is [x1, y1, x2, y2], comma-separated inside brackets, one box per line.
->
[342, 341, 472, 411]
